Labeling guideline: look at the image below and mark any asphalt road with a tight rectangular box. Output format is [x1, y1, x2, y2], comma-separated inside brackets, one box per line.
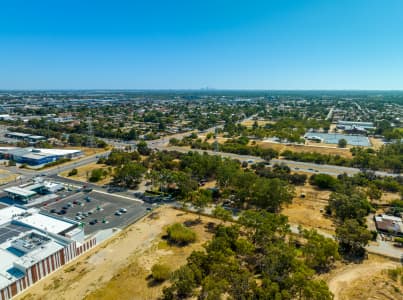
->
[151, 145, 400, 177]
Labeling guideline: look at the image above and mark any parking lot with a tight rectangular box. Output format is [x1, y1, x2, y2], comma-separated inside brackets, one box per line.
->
[39, 190, 148, 235]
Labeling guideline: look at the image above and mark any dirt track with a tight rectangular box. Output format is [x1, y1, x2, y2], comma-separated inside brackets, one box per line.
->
[327, 257, 399, 300]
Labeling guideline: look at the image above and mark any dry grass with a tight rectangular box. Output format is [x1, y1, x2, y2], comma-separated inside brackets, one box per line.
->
[369, 137, 385, 150]
[84, 215, 215, 300]
[282, 184, 335, 235]
[70, 147, 110, 156]
[197, 134, 353, 159]
[0, 169, 18, 184]
[15, 207, 218, 300]
[379, 191, 402, 205]
[240, 120, 275, 127]
[256, 141, 353, 158]
[325, 254, 401, 300]
[60, 162, 114, 186]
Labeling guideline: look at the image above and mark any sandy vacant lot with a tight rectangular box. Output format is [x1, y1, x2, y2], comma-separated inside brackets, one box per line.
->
[257, 141, 353, 159]
[197, 134, 353, 159]
[240, 119, 275, 127]
[0, 168, 18, 184]
[282, 184, 335, 234]
[16, 207, 218, 300]
[325, 255, 401, 300]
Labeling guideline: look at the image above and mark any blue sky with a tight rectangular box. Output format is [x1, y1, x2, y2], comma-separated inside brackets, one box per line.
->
[1, 0, 402, 90]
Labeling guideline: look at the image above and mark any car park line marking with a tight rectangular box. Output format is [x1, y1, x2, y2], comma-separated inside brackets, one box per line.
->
[92, 190, 144, 204]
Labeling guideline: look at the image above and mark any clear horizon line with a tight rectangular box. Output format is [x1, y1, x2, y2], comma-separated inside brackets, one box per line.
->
[1, 88, 403, 92]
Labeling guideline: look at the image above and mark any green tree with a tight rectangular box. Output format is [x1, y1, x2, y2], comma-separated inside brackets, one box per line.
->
[309, 174, 337, 190]
[137, 141, 151, 155]
[212, 206, 233, 223]
[336, 219, 372, 257]
[188, 189, 213, 221]
[367, 184, 382, 201]
[250, 177, 295, 212]
[112, 162, 146, 188]
[328, 191, 371, 222]
[302, 229, 340, 272]
[89, 168, 104, 182]
[338, 138, 347, 148]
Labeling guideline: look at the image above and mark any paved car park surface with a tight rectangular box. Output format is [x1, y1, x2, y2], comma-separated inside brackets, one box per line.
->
[39, 190, 148, 235]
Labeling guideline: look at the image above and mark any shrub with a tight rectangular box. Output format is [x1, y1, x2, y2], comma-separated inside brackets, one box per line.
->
[387, 267, 402, 282]
[89, 168, 104, 182]
[338, 138, 347, 148]
[68, 168, 78, 176]
[370, 230, 378, 241]
[166, 223, 196, 245]
[151, 263, 171, 282]
[309, 174, 337, 190]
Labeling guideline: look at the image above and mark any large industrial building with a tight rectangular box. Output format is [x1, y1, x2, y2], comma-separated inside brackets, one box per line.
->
[0, 147, 83, 166]
[0, 206, 96, 300]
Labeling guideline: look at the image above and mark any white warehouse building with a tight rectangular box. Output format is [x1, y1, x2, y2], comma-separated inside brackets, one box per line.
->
[0, 206, 96, 300]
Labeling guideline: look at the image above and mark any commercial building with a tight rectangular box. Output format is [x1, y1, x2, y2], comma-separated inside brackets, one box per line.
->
[3, 188, 36, 202]
[374, 214, 403, 236]
[0, 147, 83, 166]
[4, 132, 46, 144]
[336, 121, 375, 131]
[4, 180, 65, 204]
[0, 206, 96, 300]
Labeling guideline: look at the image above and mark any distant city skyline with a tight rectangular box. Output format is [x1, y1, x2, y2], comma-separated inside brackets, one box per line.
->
[1, 0, 403, 90]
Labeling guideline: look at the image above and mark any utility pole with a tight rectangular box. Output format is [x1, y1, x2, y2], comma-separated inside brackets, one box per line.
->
[87, 115, 95, 148]
[214, 127, 219, 152]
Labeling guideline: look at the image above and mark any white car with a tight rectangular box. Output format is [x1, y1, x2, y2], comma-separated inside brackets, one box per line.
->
[119, 208, 127, 213]
[115, 211, 122, 216]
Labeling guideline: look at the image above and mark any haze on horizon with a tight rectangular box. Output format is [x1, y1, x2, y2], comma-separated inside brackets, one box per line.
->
[1, 0, 402, 90]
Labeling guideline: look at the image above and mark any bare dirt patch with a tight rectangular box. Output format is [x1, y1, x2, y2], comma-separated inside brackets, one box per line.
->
[15, 207, 218, 300]
[325, 255, 401, 300]
[240, 119, 275, 127]
[282, 184, 335, 235]
[369, 137, 385, 150]
[257, 141, 353, 159]
[380, 191, 401, 204]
